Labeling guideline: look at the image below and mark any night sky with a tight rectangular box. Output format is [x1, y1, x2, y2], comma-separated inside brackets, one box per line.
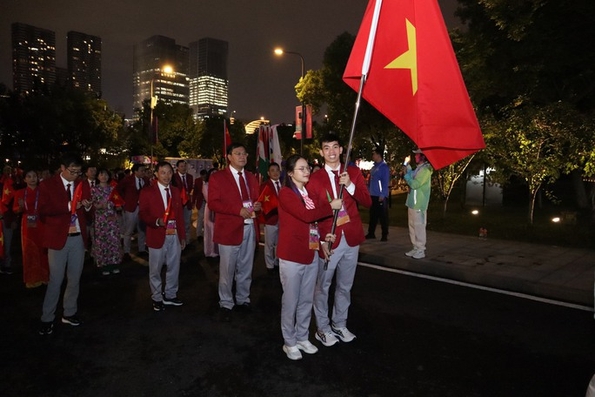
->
[0, 0, 458, 124]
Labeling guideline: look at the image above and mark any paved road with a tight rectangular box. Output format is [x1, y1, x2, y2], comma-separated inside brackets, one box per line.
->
[2, 241, 594, 397]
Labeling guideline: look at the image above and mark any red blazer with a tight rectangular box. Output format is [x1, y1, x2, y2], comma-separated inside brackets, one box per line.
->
[258, 179, 280, 225]
[307, 165, 372, 254]
[191, 177, 204, 210]
[117, 174, 148, 212]
[38, 174, 90, 250]
[139, 183, 186, 248]
[208, 167, 260, 246]
[277, 186, 333, 264]
[172, 172, 194, 210]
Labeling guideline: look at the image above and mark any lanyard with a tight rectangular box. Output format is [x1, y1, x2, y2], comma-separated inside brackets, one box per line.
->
[24, 187, 39, 213]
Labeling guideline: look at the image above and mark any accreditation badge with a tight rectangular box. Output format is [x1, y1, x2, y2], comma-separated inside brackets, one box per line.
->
[26, 214, 38, 228]
[336, 206, 350, 227]
[68, 214, 79, 234]
[309, 224, 320, 250]
[166, 219, 177, 235]
[243, 200, 255, 218]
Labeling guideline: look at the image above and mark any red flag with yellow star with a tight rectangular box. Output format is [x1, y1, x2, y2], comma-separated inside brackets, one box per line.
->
[257, 183, 278, 216]
[108, 187, 125, 207]
[343, 0, 484, 170]
[1, 179, 14, 206]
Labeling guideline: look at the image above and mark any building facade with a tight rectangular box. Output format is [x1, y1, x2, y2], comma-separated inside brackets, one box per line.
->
[188, 37, 229, 118]
[12, 22, 56, 93]
[132, 35, 189, 114]
[67, 31, 102, 96]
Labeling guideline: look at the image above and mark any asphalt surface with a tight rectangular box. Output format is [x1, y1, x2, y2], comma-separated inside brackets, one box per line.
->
[2, 223, 594, 396]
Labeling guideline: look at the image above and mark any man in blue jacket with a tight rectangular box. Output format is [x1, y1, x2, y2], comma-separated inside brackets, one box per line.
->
[365, 148, 390, 241]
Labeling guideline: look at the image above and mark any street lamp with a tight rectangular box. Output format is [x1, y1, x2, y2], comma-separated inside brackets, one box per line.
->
[274, 48, 306, 155]
[149, 65, 173, 163]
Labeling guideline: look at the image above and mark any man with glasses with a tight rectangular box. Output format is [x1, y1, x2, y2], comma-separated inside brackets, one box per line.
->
[208, 143, 262, 321]
[38, 153, 92, 335]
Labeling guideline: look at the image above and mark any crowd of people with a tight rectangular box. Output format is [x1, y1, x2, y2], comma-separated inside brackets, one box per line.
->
[0, 134, 433, 360]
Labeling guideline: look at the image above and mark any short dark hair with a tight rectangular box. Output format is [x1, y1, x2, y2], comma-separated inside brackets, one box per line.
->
[61, 153, 83, 168]
[131, 163, 144, 173]
[199, 169, 207, 176]
[226, 142, 246, 155]
[268, 162, 280, 170]
[176, 159, 186, 167]
[319, 132, 343, 148]
[373, 147, 384, 157]
[156, 161, 174, 173]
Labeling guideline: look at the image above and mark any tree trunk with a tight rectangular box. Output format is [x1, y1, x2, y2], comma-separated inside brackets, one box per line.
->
[570, 169, 589, 209]
[528, 188, 538, 225]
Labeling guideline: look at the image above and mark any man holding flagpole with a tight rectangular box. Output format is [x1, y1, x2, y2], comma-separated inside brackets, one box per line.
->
[308, 133, 371, 347]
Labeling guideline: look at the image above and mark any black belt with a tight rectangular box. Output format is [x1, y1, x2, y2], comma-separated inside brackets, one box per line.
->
[68, 232, 81, 237]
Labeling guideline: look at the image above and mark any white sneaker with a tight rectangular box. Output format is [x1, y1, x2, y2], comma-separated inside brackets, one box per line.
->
[296, 340, 318, 354]
[331, 326, 356, 342]
[315, 330, 339, 347]
[412, 250, 425, 259]
[405, 249, 418, 257]
[283, 345, 303, 360]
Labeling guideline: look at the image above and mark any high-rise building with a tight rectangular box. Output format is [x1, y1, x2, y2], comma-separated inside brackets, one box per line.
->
[188, 37, 229, 118]
[132, 35, 189, 114]
[12, 22, 56, 93]
[67, 31, 102, 96]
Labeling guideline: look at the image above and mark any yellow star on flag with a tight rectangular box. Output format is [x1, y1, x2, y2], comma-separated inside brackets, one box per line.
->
[264, 195, 270, 202]
[384, 19, 418, 95]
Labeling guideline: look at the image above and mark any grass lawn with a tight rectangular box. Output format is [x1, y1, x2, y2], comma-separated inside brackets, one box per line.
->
[360, 191, 594, 250]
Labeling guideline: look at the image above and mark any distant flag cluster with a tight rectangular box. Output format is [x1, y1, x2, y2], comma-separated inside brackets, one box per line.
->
[257, 124, 283, 181]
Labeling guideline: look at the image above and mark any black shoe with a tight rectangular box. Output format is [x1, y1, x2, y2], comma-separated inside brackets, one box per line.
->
[0, 267, 14, 275]
[61, 315, 81, 326]
[218, 307, 232, 322]
[137, 251, 149, 259]
[365, 234, 376, 239]
[381, 236, 388, 242]
[235, 302, 252, 313]
[152, 300, 165, 311]
[163, 296, 183, 306]
[39, 321, 54, 335]
[122, 253, 132, 262]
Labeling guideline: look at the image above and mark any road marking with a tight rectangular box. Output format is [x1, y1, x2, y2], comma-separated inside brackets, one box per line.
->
[358, 262, 594, 313]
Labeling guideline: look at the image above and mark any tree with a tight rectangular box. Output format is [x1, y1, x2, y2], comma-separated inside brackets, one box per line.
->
[434, 155, 476, 216]
[483, 102, 585, 224]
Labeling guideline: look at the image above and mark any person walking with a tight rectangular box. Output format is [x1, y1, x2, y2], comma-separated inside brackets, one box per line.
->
[38, 153, 92, 335]
[402, 148, 433, 259]
[259, 162, 282, 274]
[91, 168, 123, 275]
[208, 143, 261, 321]
[139, 161, 186, 311]
[202, 169, 218, 258]
[277, 154, 341, 360]
[117, 163, 148, 261]
[366, 147, 390, 241]
[172, 160, 194, 246]
[12, 169, 49, 288]
[307, 133, 372, 347]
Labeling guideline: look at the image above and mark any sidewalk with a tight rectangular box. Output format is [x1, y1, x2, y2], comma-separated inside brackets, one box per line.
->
[359, 224, 595, 307]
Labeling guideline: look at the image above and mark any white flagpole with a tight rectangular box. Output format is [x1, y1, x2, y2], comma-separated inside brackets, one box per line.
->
[326, 0, 383, 269]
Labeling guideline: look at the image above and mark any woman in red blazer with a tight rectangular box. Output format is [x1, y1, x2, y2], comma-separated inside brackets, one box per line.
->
[277, 154, 342, 361]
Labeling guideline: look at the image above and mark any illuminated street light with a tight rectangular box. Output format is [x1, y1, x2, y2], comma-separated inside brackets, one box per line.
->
[274, 47, 306, 155]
